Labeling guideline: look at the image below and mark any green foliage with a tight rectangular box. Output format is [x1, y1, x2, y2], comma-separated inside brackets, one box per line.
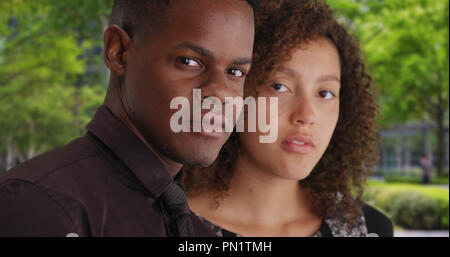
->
[389, 192, 441, 229]
[364, 181, 449, 229]
[330, 0, 449, 176]
[0, 0, 111, 162]
[329, 0, 449, 126]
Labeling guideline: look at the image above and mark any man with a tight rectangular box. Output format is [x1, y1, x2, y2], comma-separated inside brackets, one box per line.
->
[420, 154, 432, 184]
[0, 0, 258, 236]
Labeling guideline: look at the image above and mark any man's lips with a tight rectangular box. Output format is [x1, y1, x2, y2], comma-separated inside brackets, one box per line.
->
[181, 115, 228, 139]
[281, 135, 315, 154]
[197, 117, 226, 139]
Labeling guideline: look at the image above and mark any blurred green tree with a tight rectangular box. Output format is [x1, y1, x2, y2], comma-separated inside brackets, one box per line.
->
[330, 0, 449, 176]
[0, 0, 112, 170]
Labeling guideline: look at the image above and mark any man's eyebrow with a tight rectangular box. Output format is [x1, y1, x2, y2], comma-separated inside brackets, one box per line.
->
[174, 41, 252, 67]
[232, 57, 252, 66]
[173, 42, 214, 59]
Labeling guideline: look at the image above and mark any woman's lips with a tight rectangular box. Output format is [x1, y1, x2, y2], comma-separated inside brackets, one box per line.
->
[281, 135, 315, 154]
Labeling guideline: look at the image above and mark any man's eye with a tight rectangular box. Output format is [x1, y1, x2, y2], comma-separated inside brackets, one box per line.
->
[178, 57, 201, 67]
[228, 68, 245, 78]
[270, 83, 289, 92]
[318, 90, 335, 100]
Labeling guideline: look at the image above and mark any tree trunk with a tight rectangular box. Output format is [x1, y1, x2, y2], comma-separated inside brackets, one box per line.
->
[395, 138, 403, 171]
[27, 118, 37, 159]
[435, 95, 446, 177]
[6, 135, 14, 171]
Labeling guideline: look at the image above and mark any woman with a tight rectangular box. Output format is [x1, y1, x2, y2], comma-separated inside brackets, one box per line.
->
[185, 0, 393, 237]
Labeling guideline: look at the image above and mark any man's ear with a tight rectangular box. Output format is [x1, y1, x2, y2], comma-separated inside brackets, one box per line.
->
[103, 25, 133, 77]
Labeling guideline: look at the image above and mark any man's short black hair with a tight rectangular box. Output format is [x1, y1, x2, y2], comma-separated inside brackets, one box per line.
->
[109, 0, 260, 40]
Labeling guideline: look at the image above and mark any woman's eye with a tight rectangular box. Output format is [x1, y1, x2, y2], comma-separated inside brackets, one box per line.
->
[270, 83, 289, 92]
[318, 90, 335, 100]
[228, 68, 246, 78]
[178, 57, 201, 67]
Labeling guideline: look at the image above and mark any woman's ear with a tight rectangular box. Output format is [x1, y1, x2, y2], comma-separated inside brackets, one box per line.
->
[103, 25, 133, 77]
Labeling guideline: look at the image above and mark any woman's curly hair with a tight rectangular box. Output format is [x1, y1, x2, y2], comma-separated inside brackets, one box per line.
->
[185, 0, 379, 226]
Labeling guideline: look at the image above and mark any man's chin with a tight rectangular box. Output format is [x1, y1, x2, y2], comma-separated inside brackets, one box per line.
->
[181, 151, 220, 168]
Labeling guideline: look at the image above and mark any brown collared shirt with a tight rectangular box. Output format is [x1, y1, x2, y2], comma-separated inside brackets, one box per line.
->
[0, 106, 216, 237]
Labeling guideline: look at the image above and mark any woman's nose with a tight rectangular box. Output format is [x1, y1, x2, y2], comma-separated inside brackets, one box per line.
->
[290, 97, 316, 126]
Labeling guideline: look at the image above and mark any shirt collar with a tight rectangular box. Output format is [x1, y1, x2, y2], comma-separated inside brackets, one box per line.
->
[86, 105, 183, 197]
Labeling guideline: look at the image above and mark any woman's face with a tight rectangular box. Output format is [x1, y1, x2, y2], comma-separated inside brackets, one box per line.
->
[238, 38, 341, 181]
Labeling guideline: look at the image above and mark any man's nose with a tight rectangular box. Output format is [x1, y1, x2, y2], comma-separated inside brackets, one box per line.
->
[199, 68, 242, 104]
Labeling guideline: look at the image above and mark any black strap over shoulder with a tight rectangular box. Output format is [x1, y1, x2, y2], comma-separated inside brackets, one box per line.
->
[318, 219, 333, 237]
[363, 205, 394, 237]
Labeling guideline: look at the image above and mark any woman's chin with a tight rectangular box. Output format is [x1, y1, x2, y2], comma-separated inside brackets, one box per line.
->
[274, 167, 313, 181]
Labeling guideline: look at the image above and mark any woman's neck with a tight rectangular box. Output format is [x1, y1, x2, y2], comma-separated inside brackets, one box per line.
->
[189, 152, 322, 236]
[226, 153, 312, 225]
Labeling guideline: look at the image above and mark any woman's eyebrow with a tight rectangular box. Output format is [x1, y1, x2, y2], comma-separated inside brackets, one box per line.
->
[277, 67, 340, 85]
[277, 67, 299, 79]
[316, 75, 341, 83]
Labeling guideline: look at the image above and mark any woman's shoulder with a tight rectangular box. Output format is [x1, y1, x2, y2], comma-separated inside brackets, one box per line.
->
[193, 212, 241, 237]
[362, 204, 394, 237]
[323, 202, 394, 237]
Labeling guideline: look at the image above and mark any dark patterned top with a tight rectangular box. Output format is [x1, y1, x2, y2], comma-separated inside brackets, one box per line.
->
[194, 204, 393, 237]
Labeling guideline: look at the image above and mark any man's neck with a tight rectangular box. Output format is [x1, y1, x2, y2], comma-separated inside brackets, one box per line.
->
[104, 81, 182, 177]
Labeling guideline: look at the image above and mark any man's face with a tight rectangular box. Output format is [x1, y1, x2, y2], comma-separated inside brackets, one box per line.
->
[122, 0, 255, 166]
